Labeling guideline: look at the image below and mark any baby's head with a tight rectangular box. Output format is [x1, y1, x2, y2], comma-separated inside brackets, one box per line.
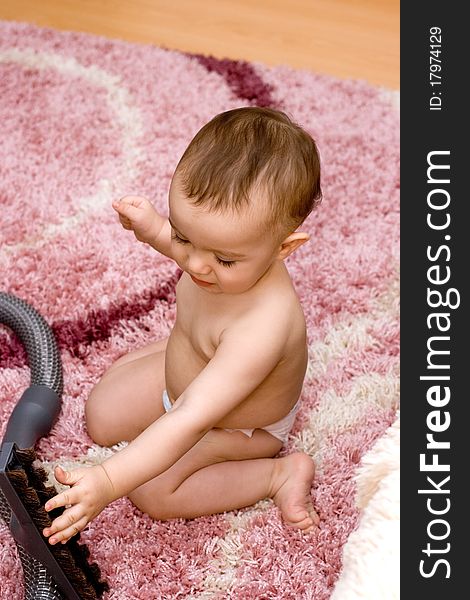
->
[169, 107, 322, 294]
[174, 106, 321, 238]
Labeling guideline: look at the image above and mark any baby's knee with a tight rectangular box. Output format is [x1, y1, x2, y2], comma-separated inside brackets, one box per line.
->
[85, 385, 114, 446]
[128, 488, 174, 521]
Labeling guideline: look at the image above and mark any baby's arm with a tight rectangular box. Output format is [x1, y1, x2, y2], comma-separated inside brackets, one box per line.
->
[43, 314, 288, 544]
[112, 195, 173, 258]
[102, 314, 288, 494]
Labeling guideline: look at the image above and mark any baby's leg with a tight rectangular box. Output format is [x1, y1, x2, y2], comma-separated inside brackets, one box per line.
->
[85, 338, 168, 446]
[129, 428, 319, 532]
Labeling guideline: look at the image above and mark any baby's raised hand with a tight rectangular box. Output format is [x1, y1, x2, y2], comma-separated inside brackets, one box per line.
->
[43, 464, 115, 545]
[112, 195, 160, 244]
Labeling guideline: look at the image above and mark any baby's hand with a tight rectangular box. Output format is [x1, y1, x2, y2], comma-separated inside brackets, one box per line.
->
[112, 195, 160, 244]
[43, 464, 115, 545]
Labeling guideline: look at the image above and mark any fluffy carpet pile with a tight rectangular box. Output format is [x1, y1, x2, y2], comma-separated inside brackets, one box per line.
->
[0, 21, 399, 599]
[330, 414, 400, 600]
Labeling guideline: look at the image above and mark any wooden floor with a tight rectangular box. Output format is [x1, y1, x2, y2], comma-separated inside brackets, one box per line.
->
[0, 0, 399, 89]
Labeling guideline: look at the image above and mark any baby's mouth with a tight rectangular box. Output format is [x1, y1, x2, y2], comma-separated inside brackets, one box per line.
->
[190, 274, 214, 287]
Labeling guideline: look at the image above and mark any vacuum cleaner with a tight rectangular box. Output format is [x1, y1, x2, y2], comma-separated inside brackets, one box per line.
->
[0, 292, 108, 599]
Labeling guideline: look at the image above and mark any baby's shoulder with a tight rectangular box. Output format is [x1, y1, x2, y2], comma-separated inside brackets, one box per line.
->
[264, 274, 305, 313]
[242, 283, 305, 335]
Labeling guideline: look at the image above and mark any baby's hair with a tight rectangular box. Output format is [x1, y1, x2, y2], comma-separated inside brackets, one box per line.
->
[174, 107, 322, 234]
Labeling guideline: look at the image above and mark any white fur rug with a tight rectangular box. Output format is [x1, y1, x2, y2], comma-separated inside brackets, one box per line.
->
[331, 413, 400, 599]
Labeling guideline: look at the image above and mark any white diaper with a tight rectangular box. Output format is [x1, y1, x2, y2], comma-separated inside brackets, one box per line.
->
[162, 390, 299, 445]
[162, 389, 173, 412]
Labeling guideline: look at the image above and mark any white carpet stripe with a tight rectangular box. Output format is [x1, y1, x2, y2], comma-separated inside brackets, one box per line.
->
[0, 48, 144, 257]
[296, 275, 399, 469]
[190, 500, 273, 599]
[306, 274, 399, 382]
[291, 372, 399, 471]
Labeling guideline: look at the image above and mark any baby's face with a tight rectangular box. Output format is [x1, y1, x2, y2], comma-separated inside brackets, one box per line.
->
[168, 181, 279, 295]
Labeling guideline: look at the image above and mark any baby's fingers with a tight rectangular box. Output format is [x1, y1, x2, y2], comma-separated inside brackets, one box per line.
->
[44, 487, 75, 512]
[113, 203, 136, 229]
[113, 195, 146, 209]
[44, 513, 89, 545]
[118, 215, 132, 229]
[113, 197, 140, 216]
[43, 500, 80, 538]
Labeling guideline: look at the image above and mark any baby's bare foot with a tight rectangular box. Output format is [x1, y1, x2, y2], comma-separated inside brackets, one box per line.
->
[270, 452, 319, 532]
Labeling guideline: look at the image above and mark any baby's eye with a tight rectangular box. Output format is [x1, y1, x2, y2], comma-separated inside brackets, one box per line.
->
[172, 232, 189, 244]
[215, 256, 236, 268]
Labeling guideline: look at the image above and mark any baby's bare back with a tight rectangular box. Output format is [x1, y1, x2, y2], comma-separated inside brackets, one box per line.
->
[165, 265, 308, 429]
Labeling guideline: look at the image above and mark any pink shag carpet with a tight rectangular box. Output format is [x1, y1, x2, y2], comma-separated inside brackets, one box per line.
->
[0, 21, 399, 599]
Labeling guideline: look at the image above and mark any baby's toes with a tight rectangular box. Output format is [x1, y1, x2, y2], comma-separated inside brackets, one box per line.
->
[308, 505, 320, 526]
[302, 522, 317, 534]
[285, 509, 314, 529]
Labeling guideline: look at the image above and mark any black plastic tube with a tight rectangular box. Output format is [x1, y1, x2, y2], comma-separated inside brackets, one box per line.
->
[0, 293, 75, 600]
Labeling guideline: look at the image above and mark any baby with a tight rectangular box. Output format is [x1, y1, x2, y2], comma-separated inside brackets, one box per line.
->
[43, 106, 322, 545]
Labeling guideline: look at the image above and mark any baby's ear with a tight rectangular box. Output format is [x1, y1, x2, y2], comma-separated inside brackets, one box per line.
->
[277, 232, 310, 260]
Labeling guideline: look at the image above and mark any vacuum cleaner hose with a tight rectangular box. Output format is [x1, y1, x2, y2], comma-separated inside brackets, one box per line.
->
[0, 292, 65, 600]
[0, 292, 63, 395]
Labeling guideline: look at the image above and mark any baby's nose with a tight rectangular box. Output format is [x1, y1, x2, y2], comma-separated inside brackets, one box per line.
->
[186, 251, 211, 275]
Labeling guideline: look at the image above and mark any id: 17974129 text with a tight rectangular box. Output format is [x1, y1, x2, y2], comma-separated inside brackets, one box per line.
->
[429, 26, 442, 111]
